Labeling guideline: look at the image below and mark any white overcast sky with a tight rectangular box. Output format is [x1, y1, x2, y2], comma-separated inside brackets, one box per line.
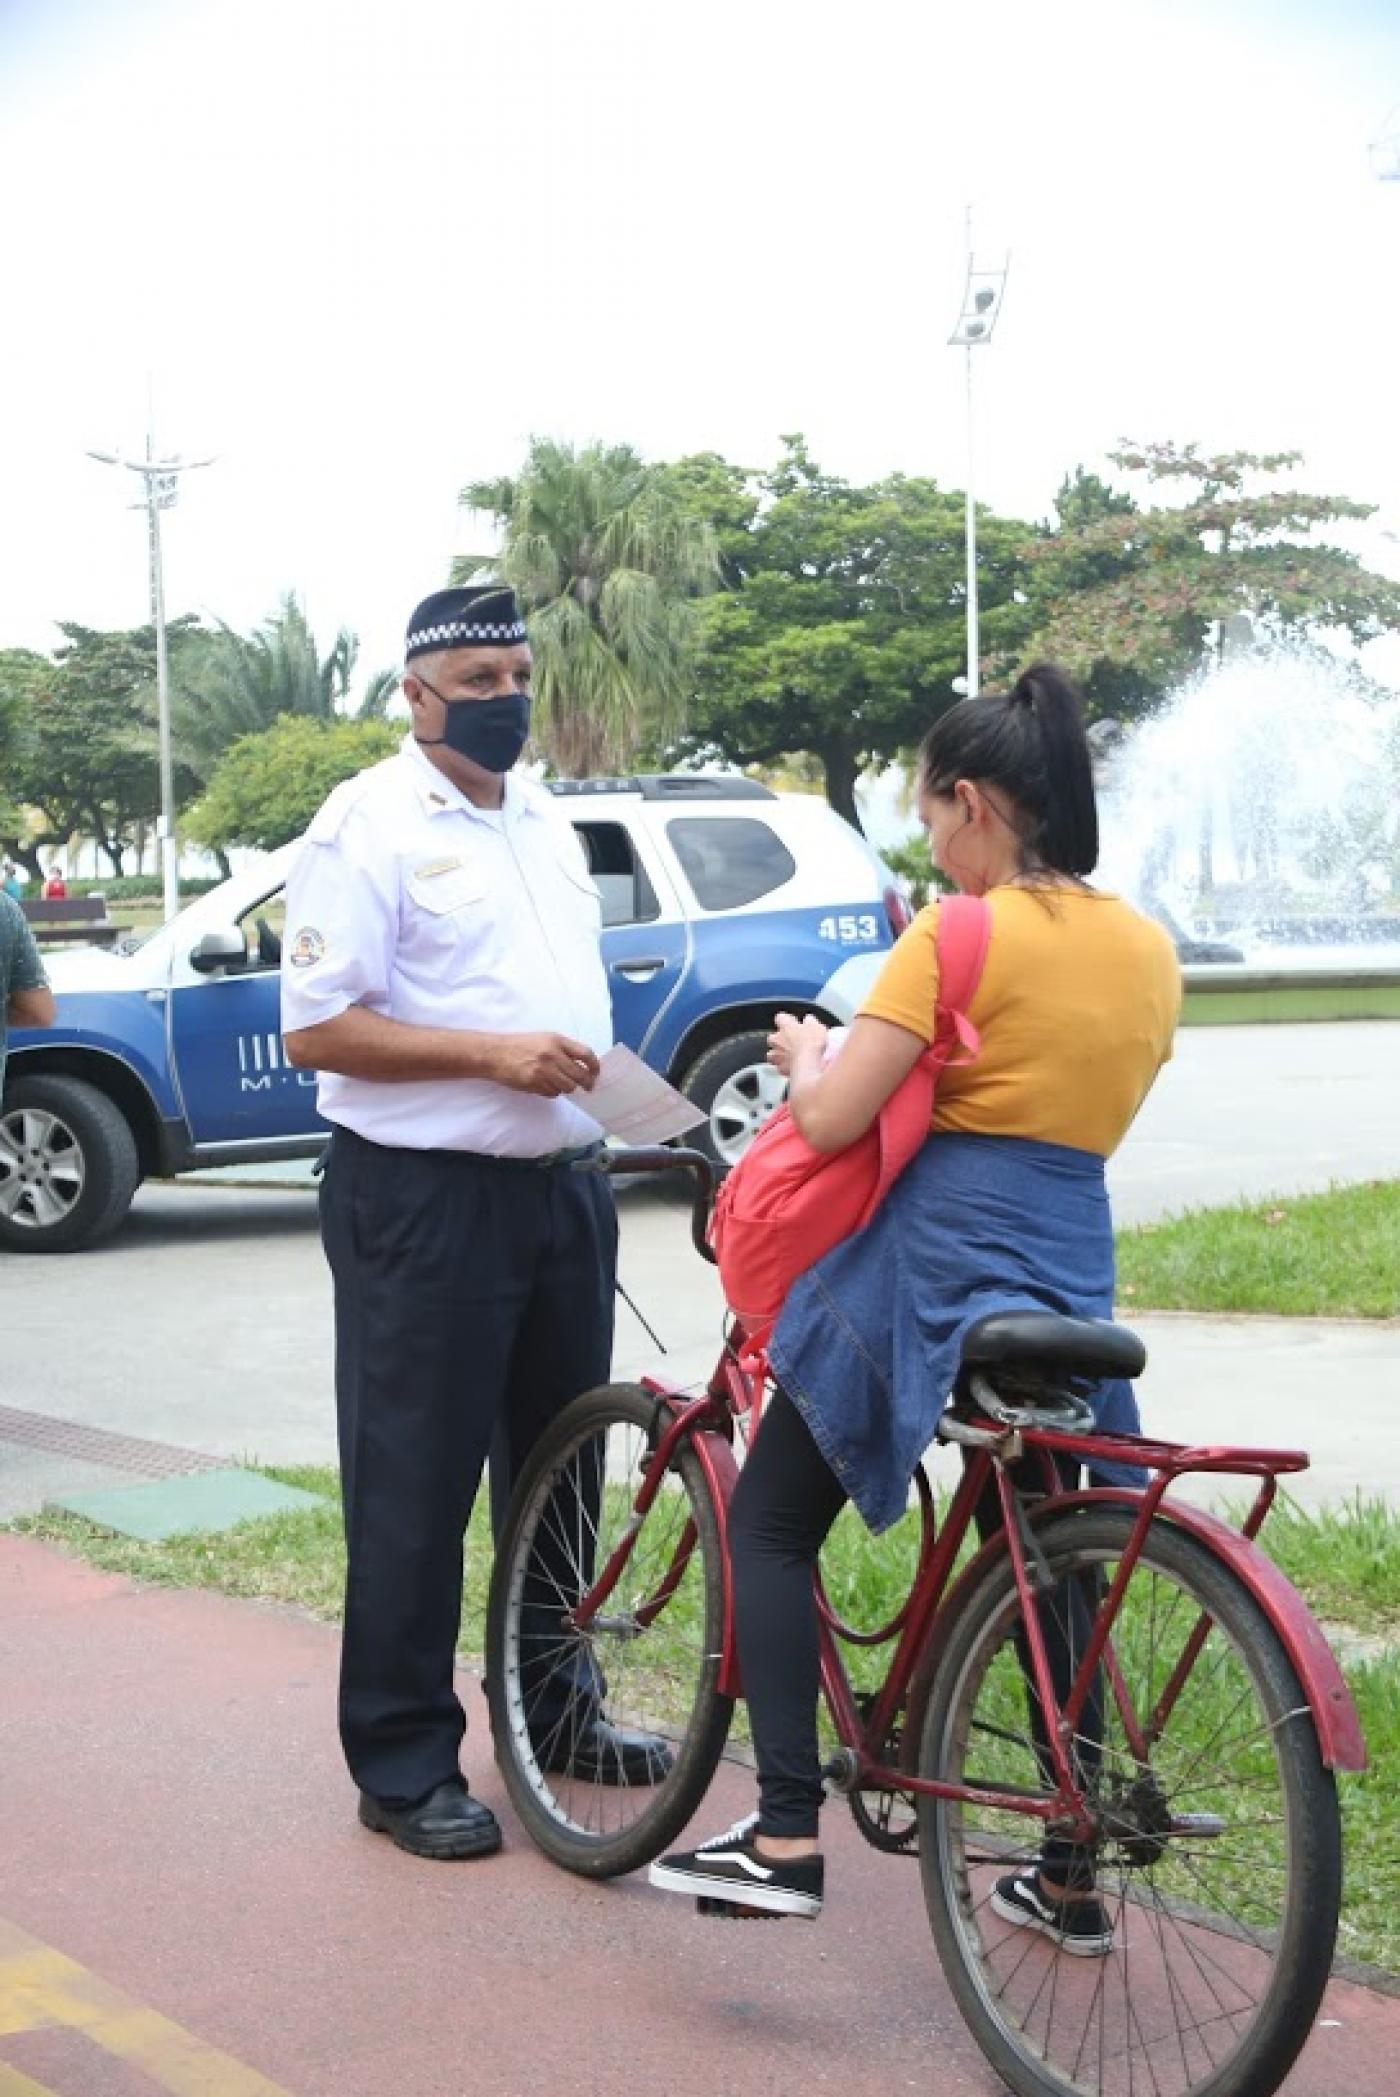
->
[1, 0, 1397, 688]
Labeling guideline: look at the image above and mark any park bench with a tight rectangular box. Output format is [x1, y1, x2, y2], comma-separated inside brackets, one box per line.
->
[20, 896, 124, 948]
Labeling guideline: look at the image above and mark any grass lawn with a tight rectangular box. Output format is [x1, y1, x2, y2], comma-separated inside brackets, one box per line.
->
[1182, 982, 1400, 1024]
[11, 1470, 1399, 1974]
[1115, 1178, 1400, 1319]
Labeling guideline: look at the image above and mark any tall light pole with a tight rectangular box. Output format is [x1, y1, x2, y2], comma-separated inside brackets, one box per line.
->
[88, 409, 213, 923]
[948, 208, 1010, 697]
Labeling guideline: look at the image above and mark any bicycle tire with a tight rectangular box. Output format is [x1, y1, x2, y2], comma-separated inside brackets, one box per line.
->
[915, 1505, 1340, 2097]
[486, 1381, 734, 1878]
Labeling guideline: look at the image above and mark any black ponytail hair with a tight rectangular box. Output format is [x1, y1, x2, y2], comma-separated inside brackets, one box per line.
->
[917, 662, 1099, 878]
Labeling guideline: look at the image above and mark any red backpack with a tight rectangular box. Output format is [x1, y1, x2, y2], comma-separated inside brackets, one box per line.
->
[707, 895, 992, 1341]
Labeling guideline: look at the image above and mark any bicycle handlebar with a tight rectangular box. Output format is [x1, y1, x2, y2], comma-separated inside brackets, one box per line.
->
[600, 1145, 717, 1263]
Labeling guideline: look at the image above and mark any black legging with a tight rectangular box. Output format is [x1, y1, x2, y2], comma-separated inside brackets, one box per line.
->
[730, 1388, 1102, 1872]
[729, 1389, 848, 1837]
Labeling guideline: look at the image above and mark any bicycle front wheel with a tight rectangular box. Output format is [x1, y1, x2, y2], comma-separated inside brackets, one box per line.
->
[486, 1382, 734, 1878]
[916, 1505, 1341, 2097]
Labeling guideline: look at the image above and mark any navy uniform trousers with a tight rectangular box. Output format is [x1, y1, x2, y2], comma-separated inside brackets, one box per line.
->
[319, 1127, 617, 1807]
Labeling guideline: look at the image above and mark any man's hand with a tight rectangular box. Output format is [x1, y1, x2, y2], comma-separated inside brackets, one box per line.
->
[491, 1032, 601, 1099]
[282, 1007, 604, 1094]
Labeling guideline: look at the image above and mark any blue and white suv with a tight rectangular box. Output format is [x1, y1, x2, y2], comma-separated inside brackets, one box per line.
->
[1, 774, 908, 1251]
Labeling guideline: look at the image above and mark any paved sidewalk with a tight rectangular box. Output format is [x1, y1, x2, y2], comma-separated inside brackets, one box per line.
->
[3, 1019, 1397, 1513]
[2, 1172, 1394, 1513]
[3, 1301, 1396, 1524]
[1, 1532, 1395, 2097]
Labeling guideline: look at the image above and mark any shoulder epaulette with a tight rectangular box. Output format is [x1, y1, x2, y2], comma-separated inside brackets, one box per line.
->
[303, 757, 399, 844]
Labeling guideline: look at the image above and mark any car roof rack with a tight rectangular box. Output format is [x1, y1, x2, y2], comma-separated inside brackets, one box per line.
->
[546, 773, 777, 802]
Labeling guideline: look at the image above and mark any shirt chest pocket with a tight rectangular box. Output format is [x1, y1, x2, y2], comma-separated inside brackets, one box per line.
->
[405, 857, 490, 920]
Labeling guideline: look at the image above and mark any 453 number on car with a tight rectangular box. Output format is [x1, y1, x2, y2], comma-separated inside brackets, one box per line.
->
[817, 913, 880, 944]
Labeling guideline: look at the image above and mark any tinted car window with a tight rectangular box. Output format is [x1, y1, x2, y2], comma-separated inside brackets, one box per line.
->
[666, 817, 797, 910]
[572, 821, 660, 926]
[236, 892, 286, 972]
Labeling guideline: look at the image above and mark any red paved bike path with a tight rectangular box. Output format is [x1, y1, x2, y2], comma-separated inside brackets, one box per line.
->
[1, 1533, 1393, 2097]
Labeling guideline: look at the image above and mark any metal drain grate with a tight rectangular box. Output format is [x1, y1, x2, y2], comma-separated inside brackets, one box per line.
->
[0, 1405, 224, 1480]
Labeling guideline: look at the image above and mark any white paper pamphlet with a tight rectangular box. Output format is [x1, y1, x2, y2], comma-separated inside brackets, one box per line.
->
[585, 1044, 708, 1145]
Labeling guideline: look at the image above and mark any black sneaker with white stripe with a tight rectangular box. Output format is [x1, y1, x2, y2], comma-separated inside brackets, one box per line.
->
[649, 1815, 824, 1920]
[990, 1867, 1114, 1956]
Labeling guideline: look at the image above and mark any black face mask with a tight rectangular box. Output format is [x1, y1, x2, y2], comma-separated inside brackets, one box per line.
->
[413, 677, 532, 774]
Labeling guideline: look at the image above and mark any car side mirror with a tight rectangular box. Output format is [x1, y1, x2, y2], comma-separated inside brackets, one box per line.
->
[189, 924, 248, 975]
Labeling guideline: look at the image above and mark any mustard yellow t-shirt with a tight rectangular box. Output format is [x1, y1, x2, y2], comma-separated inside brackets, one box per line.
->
[861, 887, 1181, 1158]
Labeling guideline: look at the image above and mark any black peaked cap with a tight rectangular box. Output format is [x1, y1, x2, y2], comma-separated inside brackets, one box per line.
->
[405, 585, 527, 660]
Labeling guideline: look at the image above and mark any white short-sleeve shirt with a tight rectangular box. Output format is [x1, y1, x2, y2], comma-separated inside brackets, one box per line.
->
[280, 738, 613, 1156]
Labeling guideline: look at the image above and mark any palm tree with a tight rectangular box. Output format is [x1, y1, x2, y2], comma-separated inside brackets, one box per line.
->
[175, 594, 395, 779]
[455, 440, 718, 776]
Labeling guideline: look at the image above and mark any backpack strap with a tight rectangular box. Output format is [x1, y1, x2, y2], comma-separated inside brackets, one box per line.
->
[868, 891, 993, 1210]
[931, 893, 993, 1055]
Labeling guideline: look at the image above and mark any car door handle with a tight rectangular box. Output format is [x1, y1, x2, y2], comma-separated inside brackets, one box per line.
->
[611, 956, 668, 979]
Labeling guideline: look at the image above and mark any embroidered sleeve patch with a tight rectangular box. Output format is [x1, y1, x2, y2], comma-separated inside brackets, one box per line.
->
[288, 927, 327, 969]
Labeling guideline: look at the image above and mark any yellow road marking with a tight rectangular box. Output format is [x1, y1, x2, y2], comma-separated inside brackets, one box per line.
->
[0, 1918, 294, 2096]
[0, 2066, 60, 2096]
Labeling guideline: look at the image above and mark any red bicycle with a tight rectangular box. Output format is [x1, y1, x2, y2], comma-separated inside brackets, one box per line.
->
[486, 1148, 1366, 2097]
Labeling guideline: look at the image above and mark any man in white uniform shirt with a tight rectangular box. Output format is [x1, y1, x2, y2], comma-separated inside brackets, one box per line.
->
[283, 584, 668, 1862]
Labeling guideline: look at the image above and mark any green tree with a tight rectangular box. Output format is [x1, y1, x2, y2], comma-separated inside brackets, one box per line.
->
[1020, 470, 1149, 720]
[176, 593, 395, 779]
[455, 438, 719, 776]
[666, 436, 1031, 828]
[1025, 443, 1400, 704]
[0, 647, 48, 867]
[184, 715, 400, 854]
[4, 623, 201, 877]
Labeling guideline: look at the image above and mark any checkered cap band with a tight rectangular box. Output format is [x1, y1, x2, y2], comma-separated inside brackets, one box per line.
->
[405, 584, 528, 659]
[407, 617, 527, 650]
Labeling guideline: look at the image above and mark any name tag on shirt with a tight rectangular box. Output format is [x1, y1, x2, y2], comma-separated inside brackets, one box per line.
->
[408, 853, 487, 914]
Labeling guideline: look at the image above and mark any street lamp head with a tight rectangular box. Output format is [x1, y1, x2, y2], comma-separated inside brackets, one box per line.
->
[948, 258, 1010, 348]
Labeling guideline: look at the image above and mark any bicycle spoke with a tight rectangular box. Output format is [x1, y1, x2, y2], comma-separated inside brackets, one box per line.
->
[1146, 1879, 1259, 2025]
[1142, 1889, 1219, 2093]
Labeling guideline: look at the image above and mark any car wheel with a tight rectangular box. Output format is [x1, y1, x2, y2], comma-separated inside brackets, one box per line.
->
[679, 1030, 788, 1174]
[0, 1074, 141, 1253]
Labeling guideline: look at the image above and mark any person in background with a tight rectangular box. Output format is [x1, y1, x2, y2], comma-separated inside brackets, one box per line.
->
[1, 889, 56, 1096]
[1, 862, 24, 901]
[650, 665, 1180, 1944]
[40, 864, 67, 901]
[281, 584, 669, 1864]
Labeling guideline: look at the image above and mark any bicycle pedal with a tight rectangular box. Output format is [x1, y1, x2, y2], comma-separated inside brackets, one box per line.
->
[696, 1896, 785, 1922]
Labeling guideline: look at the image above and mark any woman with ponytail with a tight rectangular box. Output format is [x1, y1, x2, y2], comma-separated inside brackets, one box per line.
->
[652, 665, 1182, 1943]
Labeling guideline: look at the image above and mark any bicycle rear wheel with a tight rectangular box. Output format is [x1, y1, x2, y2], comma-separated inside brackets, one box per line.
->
[915, 1505, 1340, 2097]
[486, 1382, 734, 1877]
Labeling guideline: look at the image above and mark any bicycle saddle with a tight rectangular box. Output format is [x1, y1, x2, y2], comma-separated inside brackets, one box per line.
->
[960, 1311, 1146, 1382]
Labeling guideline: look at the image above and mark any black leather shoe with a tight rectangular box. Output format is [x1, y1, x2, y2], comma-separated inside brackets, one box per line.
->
[536, 1714, 674, 1786]
[358, 1779, 502, 1860]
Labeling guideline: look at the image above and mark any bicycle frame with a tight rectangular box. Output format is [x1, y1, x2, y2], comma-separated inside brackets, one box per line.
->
[580, 1148, 1365, 1847]
[610, 1348, 1368, 1830]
